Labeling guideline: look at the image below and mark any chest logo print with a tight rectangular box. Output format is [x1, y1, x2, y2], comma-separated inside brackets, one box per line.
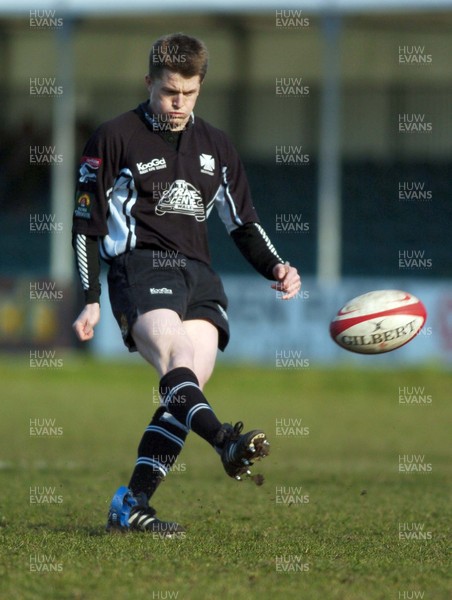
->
[136, 157, 167, 175]
[200, 153, 215, 176]
[155, 179, 205, 222]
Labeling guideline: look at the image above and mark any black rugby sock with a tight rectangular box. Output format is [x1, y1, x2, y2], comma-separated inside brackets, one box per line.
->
[128, 406, 188, 500]
[160, 367, 222, 445]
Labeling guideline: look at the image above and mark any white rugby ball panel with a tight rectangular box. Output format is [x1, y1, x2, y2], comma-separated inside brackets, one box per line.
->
[335, 290, 420, 321]
[330, 290, 427, 354]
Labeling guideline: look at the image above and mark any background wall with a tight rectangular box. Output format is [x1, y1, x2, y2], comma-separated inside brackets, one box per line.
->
[0, 9, 451, 361]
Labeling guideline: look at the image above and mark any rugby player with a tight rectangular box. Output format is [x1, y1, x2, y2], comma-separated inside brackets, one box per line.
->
[72, 33, 301, 534]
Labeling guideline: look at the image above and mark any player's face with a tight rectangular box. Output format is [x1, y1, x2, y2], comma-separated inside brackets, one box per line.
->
[146, 70, 201, 131]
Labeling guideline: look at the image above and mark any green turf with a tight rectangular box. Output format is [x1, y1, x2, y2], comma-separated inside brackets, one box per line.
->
[0, 355, 450, 600]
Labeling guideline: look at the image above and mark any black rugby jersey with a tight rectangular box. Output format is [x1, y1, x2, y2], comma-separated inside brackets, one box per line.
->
[72, 102, 284, 303]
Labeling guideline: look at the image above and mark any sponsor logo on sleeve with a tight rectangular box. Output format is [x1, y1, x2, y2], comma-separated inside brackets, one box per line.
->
[74, 192, 93, 219]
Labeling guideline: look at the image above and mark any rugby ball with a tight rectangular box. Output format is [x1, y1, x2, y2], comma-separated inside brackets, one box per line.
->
[330, 290, 427, 354]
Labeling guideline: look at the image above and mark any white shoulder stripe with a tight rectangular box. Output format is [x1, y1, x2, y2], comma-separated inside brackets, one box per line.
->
[100, 168, 137, 259]
[213, 166, 244, 233]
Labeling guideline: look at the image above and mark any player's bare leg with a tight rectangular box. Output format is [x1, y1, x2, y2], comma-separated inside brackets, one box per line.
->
[132, 308, 195, 377]
[106, 310, 269, 533]
[133, 307, 270, 472]
[183, 317, 272, 480]
[121, 310, 227, 514]
[183, 319, 270, 480]
[182, 318, 218, 388]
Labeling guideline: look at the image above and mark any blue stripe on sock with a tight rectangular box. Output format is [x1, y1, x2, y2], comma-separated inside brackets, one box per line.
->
[145, 425, 185, 448]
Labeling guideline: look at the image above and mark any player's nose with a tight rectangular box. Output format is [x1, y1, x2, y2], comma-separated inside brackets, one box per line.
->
[172, 93, 183, 108]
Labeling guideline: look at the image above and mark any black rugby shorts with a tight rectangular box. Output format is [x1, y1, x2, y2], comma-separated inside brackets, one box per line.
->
[107, 249, 230, 352]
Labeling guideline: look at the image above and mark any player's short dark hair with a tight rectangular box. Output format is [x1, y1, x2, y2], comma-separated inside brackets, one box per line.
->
[149, 33, 209, 82]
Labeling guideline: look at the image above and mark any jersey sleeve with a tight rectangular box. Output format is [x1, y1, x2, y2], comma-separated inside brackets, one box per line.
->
[214, 136, 285, 280]
[231, 222, 285, 280]
[72, 233, 101, 304]
[72, 123, 121, 237]
[72, 123, 122, 302]
[213, 136, 259, 233]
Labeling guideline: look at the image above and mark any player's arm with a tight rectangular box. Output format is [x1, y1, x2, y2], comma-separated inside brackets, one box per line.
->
[214, 134, 301, 299]
[72, 123, 114, 340]
[72, 233, 101, 341]
[231, 223, 301, 300]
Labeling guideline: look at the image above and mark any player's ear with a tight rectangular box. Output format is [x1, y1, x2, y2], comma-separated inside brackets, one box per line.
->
[145, 74, 152, 91]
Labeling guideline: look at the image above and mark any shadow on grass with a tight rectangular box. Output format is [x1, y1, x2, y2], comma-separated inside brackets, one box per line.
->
[28, 522, 107, 537]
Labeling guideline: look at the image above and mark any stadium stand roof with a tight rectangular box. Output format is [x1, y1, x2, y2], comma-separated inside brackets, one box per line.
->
[1, 0, 452, 16]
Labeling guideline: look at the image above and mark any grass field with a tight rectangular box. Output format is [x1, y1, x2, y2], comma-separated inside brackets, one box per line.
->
[0, 355, 450, 600]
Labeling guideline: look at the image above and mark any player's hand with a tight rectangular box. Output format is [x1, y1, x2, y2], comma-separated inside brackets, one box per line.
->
[271, 262, 301, 300]
[72, 303, 100, 342]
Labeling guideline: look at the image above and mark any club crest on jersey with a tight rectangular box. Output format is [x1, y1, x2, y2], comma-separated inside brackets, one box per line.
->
[79, 156, 102, 183]
[136, 157, 167, 175]
[199, 153, 215, 176]
[155, 179, 205, 221]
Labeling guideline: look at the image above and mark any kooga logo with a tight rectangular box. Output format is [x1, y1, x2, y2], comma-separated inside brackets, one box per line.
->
[150, 288, 173, 295]
[137, 157, 166, 175]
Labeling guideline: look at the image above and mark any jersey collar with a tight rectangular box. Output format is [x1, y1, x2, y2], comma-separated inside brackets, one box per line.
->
[138, 101, 195, 132]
